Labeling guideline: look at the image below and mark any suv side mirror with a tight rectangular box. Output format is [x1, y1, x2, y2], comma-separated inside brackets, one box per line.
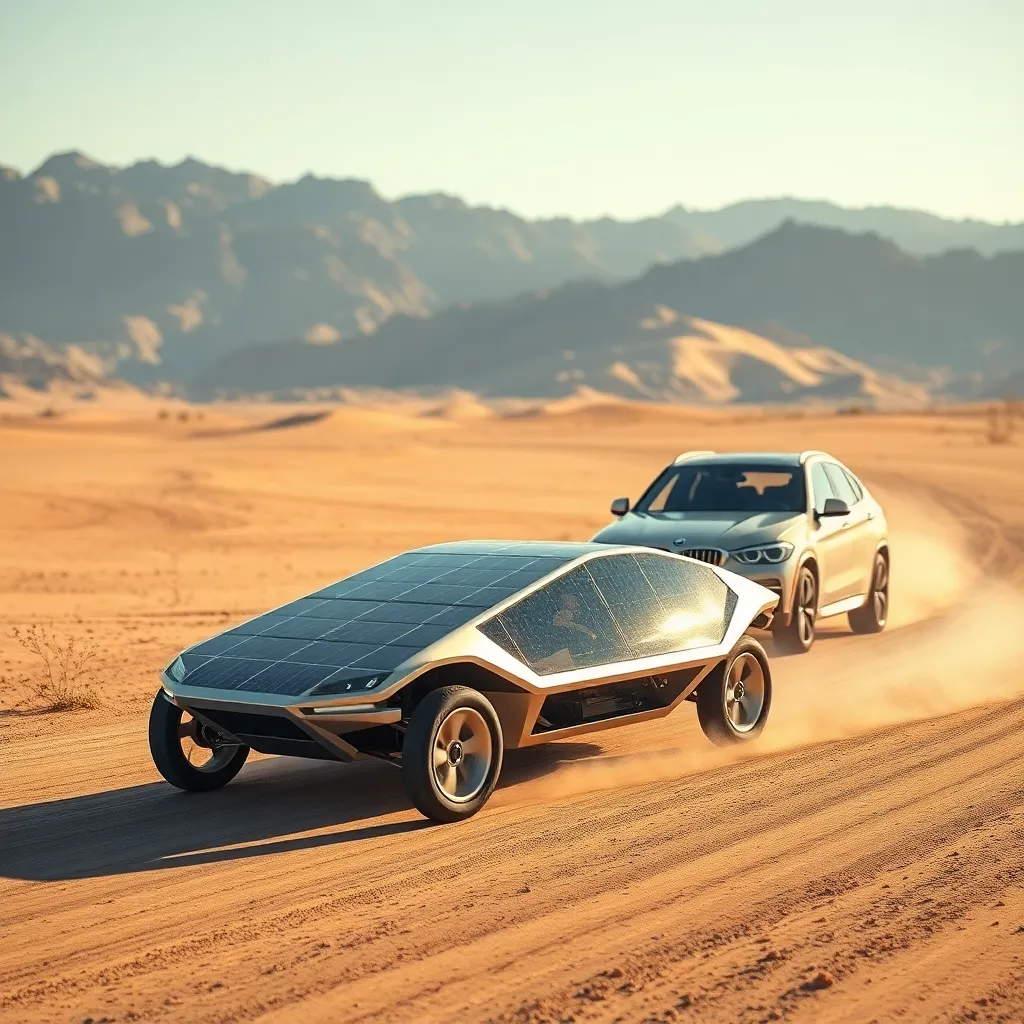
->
[820, 497, 851, 517]
[610, 497, 630, 517]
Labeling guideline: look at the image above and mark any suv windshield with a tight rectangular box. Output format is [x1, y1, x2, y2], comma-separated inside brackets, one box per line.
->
[636, 463, 807, 514]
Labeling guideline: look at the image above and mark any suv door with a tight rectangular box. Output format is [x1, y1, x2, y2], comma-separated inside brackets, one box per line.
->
[823, 462, 876, 597]
[808, 461, 858, 604]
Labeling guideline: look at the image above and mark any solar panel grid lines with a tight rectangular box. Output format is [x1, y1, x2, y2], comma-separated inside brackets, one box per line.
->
[174, 543, 585, 696]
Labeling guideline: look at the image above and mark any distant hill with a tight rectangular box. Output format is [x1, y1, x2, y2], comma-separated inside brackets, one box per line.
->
[666, 198, 1024, 257]
[2, 151, 1023, 388]
[195, 302, 929, 412]
[630, 222, 1024, 374]
[195, 221, 1024, 401]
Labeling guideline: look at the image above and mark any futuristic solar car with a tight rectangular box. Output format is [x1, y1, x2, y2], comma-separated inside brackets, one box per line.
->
[151, 541, 779, 822]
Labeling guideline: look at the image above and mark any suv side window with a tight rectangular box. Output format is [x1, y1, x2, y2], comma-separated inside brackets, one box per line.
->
[843, 468, 865, 502]
[810, 462, 835, 515]
[823, 463, 859, 507]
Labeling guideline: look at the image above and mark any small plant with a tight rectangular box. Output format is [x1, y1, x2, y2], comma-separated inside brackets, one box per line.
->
[157, 408, 170, 420]
[12, 626, 102, 711]
[177, 409, 190, 422]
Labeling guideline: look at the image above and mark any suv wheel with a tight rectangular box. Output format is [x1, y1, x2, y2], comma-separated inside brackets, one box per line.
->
[773, 565, 817, 654]
[849, 552, 889, 634]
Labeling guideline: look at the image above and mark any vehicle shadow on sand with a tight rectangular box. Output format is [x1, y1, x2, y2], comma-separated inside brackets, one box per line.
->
[0, 741, 603, 882]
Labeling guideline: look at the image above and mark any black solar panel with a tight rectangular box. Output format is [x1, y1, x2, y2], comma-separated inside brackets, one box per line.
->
[174, 541, 600, 697]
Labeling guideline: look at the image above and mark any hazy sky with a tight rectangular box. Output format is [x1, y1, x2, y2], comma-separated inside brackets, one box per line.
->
[2, 0, 1021, 222]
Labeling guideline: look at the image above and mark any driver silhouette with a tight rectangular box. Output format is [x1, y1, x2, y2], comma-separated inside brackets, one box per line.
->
[552, 591, 598, 643]
[532, 590, 599, 673]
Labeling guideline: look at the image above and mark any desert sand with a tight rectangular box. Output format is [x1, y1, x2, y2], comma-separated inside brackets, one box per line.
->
[2, 398, 1023, 1023]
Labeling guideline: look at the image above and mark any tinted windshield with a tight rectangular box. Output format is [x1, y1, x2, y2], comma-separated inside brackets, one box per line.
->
[637, 463, 807, 514]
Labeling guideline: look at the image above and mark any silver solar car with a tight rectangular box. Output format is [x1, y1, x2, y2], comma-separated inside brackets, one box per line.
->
[594, 451, 889, 654]
[151, 540, 778, 822]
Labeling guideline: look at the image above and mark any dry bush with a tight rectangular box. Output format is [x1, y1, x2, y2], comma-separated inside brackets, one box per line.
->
[157, 408, 170, 420]
[12, 626, 102, 711]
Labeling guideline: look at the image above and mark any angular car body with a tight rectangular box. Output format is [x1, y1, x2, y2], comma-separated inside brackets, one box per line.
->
[151, 540, 778, 821]
[594, 451, 890, 653]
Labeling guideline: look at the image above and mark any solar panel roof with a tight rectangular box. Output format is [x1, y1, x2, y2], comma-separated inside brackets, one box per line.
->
[173, 541, 606, 698]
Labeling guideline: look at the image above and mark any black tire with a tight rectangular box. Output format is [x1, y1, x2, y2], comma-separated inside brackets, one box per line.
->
[402, 686, 503, 823]
[148, 691, 250, 792]
[773, 564, 817, 654]
[849, 551, 889, 634]
[696, 635, 772, 746]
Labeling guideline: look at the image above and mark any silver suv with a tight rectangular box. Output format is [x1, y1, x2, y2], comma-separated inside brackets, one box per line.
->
[593, 450, 889, 653]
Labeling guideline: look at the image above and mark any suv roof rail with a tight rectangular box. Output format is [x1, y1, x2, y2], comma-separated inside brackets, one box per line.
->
[799, 450, 829, 463]
[673, 449, 716, 465]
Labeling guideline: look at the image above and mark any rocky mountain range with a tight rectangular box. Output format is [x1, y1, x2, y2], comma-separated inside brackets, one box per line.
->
[199, 220, 1024, 402]
[2, 151, 1022, 402]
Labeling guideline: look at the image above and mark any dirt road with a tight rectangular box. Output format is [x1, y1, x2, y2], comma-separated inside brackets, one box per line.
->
[2, 405, 1023, 1023]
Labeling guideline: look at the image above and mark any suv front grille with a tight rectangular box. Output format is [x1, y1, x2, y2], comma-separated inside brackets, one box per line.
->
[678, 547, 727, 567]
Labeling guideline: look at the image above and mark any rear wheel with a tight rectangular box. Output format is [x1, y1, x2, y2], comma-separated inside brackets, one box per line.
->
[849, 552, 889, 634]
[402, 686, 504, 823]
[696, 636, 772, 746]
[773, 564, 817, 654]
[148, 691, 250, 792]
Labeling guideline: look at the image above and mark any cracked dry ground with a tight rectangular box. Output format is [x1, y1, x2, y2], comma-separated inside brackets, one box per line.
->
[1, 406, 1023, 1023]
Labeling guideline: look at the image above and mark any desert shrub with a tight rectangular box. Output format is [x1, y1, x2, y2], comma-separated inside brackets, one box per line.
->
[157, 408, 170, 420]
[178, 409, 190, 422]
[12, 626, 102, 711]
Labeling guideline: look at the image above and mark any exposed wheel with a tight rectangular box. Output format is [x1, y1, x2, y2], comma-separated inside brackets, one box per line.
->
[402, 686, 503, 823]
[696, 636, 772, 746]
[849, 551, 889, 634]
[148, 691, 250, 792]
[773, 564, 817, 654]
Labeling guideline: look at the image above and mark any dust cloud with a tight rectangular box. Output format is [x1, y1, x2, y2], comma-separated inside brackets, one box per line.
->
[873, 483, 978, 629]
[496, 486, 1024, 807]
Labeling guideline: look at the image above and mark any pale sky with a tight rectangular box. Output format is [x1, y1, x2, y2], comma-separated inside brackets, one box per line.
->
[2, 0, 1021, 222]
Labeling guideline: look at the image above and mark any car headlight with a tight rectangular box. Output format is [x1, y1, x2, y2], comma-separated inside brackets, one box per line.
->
[168, 656, 186, 683]
[731, 542, 794, 565]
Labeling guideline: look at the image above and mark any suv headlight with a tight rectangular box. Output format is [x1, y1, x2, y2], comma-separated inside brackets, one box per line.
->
[731, 542, 794, 565]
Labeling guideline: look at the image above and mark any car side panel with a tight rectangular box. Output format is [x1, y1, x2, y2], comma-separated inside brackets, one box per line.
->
[823, 462, 875, 599]
[808, 462, 858, 603]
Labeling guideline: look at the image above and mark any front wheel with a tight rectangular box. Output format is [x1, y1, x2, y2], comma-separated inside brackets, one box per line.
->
[402, 686, 503, 823]
[849, 552, 889, 634]
[696, 636, 772, 746]
[148, 691, 250, 792]
[773, 564, 817, 654]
